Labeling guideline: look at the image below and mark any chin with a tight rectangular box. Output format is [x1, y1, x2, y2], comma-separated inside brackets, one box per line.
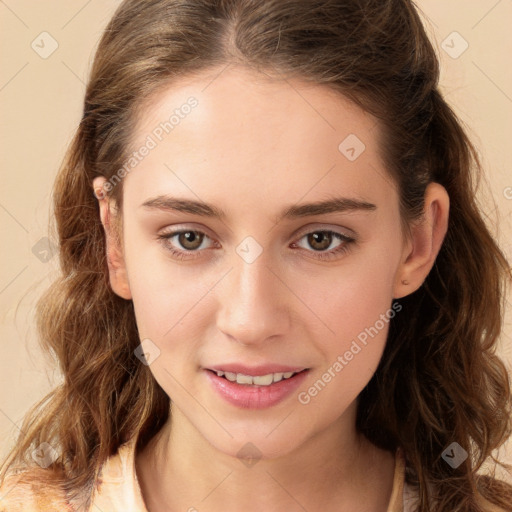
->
[202, 425, 309, 464]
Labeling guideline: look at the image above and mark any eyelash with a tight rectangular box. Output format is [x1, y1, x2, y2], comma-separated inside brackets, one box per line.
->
[157, 228, 356, 262]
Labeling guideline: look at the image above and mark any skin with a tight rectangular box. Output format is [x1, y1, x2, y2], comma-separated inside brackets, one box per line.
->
[93, 65, 449, 512]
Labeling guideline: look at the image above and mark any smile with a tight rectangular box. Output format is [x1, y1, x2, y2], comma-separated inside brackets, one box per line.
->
[205, 368, 310, 409]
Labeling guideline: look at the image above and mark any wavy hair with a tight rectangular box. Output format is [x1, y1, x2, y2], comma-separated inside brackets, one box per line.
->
[1, 1, 511, 510]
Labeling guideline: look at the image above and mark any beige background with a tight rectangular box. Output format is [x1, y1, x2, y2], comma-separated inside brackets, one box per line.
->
[1, 0, 511, 472]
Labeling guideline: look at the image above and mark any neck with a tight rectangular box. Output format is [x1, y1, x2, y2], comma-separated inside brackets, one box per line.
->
[135, 402, 396, 512]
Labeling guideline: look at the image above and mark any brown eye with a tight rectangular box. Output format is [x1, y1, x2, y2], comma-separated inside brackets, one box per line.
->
[177, 231, 204, 250]
[292, 229, 355, 261]
[307, 232, 333, 251]
[157, 228, 216, 261]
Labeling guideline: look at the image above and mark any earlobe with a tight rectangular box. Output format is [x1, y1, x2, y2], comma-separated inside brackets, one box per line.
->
[93, 177, 132, 300]
[393, 182, 450, 299]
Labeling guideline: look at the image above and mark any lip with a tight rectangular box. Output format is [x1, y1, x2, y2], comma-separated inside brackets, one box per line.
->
[207, 364, 307, 376]
[204, 367, 310, 409]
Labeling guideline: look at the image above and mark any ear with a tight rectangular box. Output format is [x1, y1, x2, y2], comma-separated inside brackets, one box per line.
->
[93, 177, 132, 300]
[393, 182, 450, 299]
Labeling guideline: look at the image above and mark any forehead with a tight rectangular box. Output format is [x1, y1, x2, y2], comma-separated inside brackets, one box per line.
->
[123, 65, 396, 213]
[132, 65, 377, 149]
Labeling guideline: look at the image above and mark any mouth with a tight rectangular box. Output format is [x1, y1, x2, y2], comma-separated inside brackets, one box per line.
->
[204, 366, 310, 409]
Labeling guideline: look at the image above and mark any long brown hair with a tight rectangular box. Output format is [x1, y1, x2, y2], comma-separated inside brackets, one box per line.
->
[1, 1, 511, 510]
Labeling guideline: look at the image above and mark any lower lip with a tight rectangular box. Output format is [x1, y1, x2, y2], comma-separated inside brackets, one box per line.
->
[205, 369, 309, 409]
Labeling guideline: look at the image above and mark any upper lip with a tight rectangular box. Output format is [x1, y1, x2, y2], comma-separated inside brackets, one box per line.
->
[206, 364, 308, 376]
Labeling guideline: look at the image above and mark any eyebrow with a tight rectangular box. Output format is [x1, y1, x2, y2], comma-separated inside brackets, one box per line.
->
[140, 195, 377, 221]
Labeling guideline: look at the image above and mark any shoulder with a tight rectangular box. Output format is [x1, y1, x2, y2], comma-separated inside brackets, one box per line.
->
[89, 438, 149, 510]
[0, 439, 140, 512]
[0, 469, 72, 512]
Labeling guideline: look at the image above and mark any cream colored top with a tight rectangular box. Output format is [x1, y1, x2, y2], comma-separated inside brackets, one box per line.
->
[0, 440, 506, 511]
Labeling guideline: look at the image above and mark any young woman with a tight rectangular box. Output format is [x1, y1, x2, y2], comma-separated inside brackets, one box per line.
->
[1, 1, 511, 511]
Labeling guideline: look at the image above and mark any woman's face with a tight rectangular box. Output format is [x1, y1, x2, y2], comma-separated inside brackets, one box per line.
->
[103, 65, 412, 459]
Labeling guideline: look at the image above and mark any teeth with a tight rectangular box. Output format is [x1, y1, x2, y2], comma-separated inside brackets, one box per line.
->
[216, 370, 299, 386]
[251, 374, 274, 386]
[236, 374, 253, 385]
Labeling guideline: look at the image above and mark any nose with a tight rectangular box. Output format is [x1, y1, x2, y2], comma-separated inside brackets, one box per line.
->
[215, 251, 291, 346]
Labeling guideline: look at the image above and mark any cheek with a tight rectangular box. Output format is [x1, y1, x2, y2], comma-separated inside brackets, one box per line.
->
[291, 240, 401, 403]
[129, 269, 215, 342]
[293, 243, 400, 344]
[123, 233, 214, 340]
[293, 260, 398, 420]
